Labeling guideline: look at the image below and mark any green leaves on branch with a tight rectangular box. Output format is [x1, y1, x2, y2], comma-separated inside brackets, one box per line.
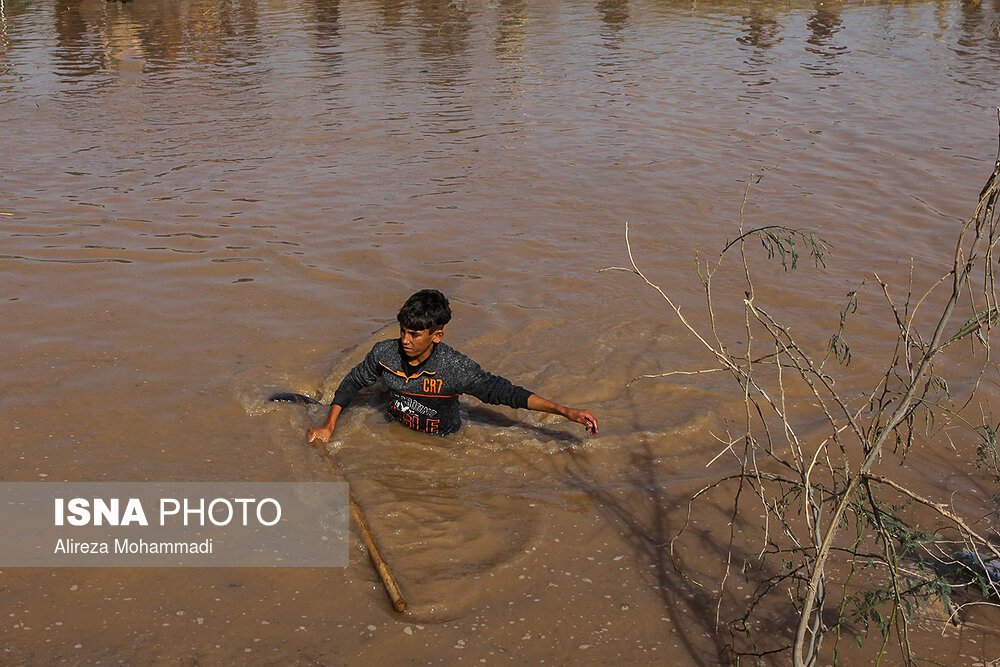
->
[944, 307, 1000, 349]
[722, 225, 830, 271]
[825, 287, 860, 369]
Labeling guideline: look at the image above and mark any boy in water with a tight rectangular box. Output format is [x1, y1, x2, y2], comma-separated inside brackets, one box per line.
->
[307, 290, 598, 442]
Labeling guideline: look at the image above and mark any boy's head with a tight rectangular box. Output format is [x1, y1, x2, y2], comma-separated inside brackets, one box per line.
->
[397, 290, 451, 362]
[397, 289, 452, 332]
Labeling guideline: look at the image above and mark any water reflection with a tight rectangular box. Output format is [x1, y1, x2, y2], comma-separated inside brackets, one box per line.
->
[374, 0, 405, 32]
[495, 0, 528, 63]
[185, 0, 262, 71]
[736, 6, 783, 88]
[597, 0, 629, 48]
[54, 0, 102, 78]
[941, 0, 1000, 90]
[311, 0, 341, 51]
[415, 0, 472, 63]
[738, 7, 782, 51]
[598, 0, 629, 28]
[309, 0, 342, 75]
[956, 0, 1000, 53]
[803, 1, 847, 76]
[410, 0, 476, 143]
[12, 0, 998, 94]
[51, 0, 269, 85]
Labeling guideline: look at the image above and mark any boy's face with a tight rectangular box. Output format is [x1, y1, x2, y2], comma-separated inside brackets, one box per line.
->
[399, 326, 443, 364]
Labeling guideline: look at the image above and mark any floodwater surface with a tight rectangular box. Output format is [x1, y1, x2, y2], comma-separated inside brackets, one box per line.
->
[3, 0, 1000, 663]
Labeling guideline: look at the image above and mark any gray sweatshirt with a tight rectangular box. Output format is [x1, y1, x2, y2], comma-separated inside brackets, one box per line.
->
[332, 339, 532, 435]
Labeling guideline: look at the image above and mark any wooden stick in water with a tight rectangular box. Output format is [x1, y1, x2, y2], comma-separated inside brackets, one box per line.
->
[349, 494, 407, 612]
[313, 441, 407, 612]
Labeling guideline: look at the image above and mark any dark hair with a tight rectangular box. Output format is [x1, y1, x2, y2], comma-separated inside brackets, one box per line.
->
[397, 289, 452, 331]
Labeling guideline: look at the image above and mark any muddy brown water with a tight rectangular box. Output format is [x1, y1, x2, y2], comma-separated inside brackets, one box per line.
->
[3, 0, 1000, 663]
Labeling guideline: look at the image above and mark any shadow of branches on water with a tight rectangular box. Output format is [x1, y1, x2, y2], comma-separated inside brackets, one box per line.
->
[555, 439, 741, 666]
[464, 404, 583, 445]
[592, 114, 1000, 666]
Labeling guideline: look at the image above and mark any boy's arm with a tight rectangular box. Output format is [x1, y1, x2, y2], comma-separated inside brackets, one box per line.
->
[460, 355, 598, 436]
[527, 394, 599, 435]
[307, 404, 343, 443]
[306, 343, 384, 443]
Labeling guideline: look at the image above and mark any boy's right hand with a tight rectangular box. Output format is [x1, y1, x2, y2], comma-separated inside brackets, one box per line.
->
[307, 427, 333, 443]
[307, 405, 342, 444]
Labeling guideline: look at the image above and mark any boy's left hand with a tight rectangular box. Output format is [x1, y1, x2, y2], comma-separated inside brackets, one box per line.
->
[565, 408, 599, 435]
[526, 394, 598, 435]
